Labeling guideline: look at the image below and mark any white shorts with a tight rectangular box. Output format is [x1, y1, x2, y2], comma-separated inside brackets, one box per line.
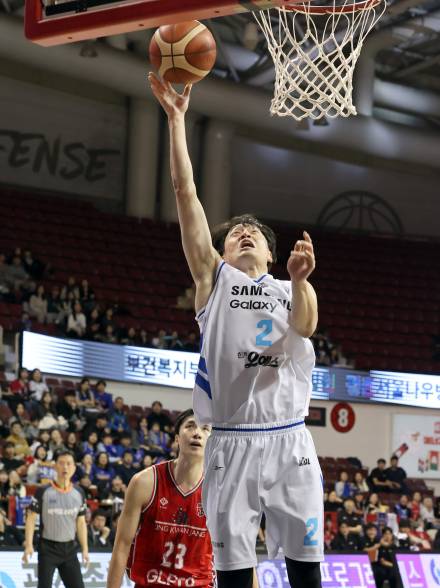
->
[202, 419, 324, 571]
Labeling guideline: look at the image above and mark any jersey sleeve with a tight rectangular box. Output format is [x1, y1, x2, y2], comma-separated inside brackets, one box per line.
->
[76, 486, 87, 517]
[29, 485, 47, 514]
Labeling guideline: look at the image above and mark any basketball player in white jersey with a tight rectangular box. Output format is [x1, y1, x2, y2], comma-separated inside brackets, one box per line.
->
[149, 72, 323, 588]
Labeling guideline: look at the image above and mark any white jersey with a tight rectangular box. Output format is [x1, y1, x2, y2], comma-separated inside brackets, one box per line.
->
[193, 261, 316, 426]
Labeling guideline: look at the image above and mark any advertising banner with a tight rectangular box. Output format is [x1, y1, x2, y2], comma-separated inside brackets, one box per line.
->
[397, 552, 440, 588]
[392, 414, 440, 479]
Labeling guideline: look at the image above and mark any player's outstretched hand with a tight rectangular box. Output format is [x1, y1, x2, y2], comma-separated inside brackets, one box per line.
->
[287, 231, 316, 284]
[22, 545, 34, 564]
[82, 549, 90, 569]
[148, 72, 192, 119]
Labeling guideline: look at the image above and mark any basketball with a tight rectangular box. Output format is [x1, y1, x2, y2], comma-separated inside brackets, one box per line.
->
[149, 21, 217, 84]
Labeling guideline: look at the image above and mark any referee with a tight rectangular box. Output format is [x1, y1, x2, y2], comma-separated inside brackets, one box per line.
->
[22, 449, 89, 588]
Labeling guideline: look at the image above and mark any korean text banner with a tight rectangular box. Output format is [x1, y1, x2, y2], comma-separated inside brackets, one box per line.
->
[397, 552, 440, 588]
[21, 332, 440, 409]
[0, 551, 375, 588]
[393, 414, 440, 479]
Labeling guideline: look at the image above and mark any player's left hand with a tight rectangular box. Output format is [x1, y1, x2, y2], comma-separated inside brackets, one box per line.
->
[287, 231, 315, 283]
[82, 550, 90, 569]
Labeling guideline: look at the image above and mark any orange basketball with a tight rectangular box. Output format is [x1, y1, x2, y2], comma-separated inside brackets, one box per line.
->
[149, 21, 217, 84]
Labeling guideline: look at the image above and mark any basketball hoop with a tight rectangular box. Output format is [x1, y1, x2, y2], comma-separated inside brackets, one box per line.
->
[254, 0, 386, 120]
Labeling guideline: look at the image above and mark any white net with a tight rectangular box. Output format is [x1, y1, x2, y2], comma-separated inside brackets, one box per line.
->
[254, 0, 386, 120]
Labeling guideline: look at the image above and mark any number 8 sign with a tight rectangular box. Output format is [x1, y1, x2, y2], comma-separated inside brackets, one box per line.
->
[331, 403, 355, 433]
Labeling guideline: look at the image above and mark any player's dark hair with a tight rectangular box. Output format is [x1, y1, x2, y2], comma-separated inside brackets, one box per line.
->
[54, 449, 75, 462]
[390, 454, 398, 461]
[377, 458, 386, 464]
[174, 409, 195, 436]
[211, 214, 277, 270]
[365, 523, 377, 532]
[91, 509, 108, 521]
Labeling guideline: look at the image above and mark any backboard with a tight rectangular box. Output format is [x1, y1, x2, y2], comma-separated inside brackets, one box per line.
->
[24, 0, 292, 46]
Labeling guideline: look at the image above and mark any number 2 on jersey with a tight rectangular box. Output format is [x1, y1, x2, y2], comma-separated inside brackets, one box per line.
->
[256, 319, 273, 347]
[162, 541, 187, 569]
[304, 518, 319, 546]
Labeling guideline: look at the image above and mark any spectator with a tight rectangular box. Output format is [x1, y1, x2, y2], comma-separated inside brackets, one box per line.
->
[26, 445, 55, 485]
[353, 471, 369, 494]
[115, 433, 133, 459]
[109, 397, 129, 435]
[49, 429, 66, 455]
[67, 302, 87, 338]
[151, 329, 167, 350]
[7, 255, 31, 292]
[46, 285, 64, 324]
[120, 327, 137, 346]
[28, 368, 49, 402]
[420, 496, 440, 531]
[6, 421, 30, 458]
[183, 331, 199, 352]
[24, 416, 40, 443]
[330, 521, 362, 551]
[137, 416, 151, 453]
[366, 493, 385, 514]
[397, 519, 431, 551]
[434, 529, 440, 550]
[9, 402, 30, 430]
[97, 432, 119, 464]
[0, 253, 12, 299]
[83, 414, 110, 442]
[102, 325, 118, 344]
[106, 475, 126, 503]
[87, 509, 111, 549]
[64, 275, 78, 296]
[57, 391, 84, 432]
[375, 527, 398, 588]
[353, 491, 366, 516]
[93, 452, 115, 493]
[81, 431, 99, 458]
[368, 458, 391, 493]
[65, 431, 83, 463]
[29, 430, 51, 459]
[0, 509, 24, 546]
[175, 285, 195, 311]
[324, 516, 336, 550]
[337, 498, 363, 535]
[116, 450, 139, 485]
[168, 331, 184, 351]
[141, 454, 155, 469]
[146, 401, 172, 432]
[78, 453, 96, 481]
[137, 329, 149, 347]
[86, 308, 102, 341]
[1, 442, 25, 473]
[409, 491, 422, 522]
[28, 285, 48, 323]
[385, 455, 408, 494]
[0, 471, 9, 511]
[7, 470, 26, 498]
[394, 495, 412, 520]
[147, 422, 170, 457]
[335, 470, 352, 499]
[77, 377, 97, 415]
[362, 523, 380, 553]
[79, 279, 95, 313]
[324, 490, 343, 512]
[93, 380, 113, 412]
[329, 344, 349, 367]
[34, 391, 58, 426]
[4, 368, 29, 409]
[22, 249, 46, 280]
[78, 475, 95, 500]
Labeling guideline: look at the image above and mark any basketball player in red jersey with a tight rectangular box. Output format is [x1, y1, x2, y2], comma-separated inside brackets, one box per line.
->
[106, 409, 214, 588]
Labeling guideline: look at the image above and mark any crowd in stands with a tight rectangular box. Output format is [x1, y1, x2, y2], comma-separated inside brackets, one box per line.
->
[311, 329, 354, 369]
[0, 246, 200, 351]
[323, 459, 440, 587]
[0, 369, 183, 549]
[0, 367, 438, 584]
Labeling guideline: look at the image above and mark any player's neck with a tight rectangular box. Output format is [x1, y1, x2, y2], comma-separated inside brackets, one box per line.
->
[231, 259, 268, 279]
[172, 456, 204, 492]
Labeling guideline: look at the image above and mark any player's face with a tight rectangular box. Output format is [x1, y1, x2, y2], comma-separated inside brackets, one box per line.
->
[223, 224, 272, 270]
[177, 417, 211, 458]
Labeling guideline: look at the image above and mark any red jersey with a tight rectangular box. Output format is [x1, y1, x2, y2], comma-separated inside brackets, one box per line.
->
[127, 460, 214, 587]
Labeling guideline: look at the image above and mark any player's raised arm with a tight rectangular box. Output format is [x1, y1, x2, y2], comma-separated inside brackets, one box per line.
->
[148, 73, 220, 309]
[287, 231, 318, 338]
[106, 469, 155, 588]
